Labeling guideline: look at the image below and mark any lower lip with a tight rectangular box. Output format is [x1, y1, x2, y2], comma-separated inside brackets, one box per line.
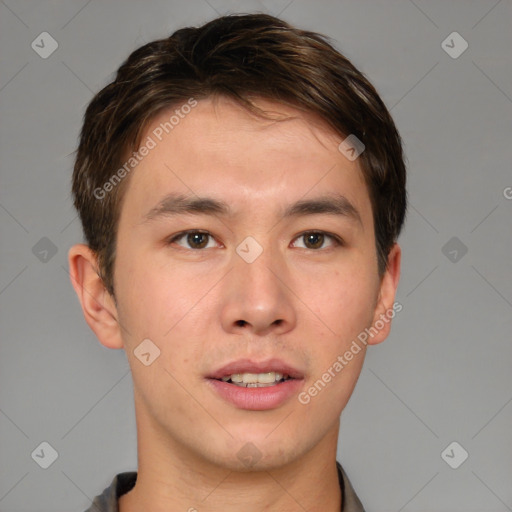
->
[207, 378, 303, 411]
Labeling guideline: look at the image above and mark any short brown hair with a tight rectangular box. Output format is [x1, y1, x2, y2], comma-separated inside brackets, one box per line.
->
[72, 13, 407, 297]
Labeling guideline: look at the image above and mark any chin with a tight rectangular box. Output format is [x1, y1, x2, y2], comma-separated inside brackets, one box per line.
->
[203, 432, 310, 473]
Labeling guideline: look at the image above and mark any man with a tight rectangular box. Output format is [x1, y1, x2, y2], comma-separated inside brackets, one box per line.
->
[69, 13, 406, 512]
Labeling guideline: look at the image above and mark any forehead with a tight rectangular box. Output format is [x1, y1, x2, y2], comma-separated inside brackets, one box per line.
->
[119, 96, 372, 226]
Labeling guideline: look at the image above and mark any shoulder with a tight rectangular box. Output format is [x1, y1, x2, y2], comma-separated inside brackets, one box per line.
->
[83, 472, 137, 512]
[336, 461, 366, 512]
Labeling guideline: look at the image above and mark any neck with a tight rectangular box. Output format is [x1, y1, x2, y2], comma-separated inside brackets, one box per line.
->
[119, 408, 342, 512]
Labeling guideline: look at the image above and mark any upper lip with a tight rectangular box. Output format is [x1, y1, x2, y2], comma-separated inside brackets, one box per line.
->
[207, 358, 304, 380]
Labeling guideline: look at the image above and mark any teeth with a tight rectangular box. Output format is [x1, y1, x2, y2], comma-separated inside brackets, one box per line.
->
[220, 371, 288, 386]
[243, 372, 273, 384]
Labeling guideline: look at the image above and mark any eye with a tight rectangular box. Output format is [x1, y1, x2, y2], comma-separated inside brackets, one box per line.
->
[167, 230, 218, 250]
[291, 231, 341, 250]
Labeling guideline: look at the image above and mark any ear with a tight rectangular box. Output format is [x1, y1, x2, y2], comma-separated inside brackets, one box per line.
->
[67, 243, 124, 349]
[366, 243, 402, 346]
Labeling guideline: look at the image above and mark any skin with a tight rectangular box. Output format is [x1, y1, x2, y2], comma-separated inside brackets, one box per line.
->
[69, 96, 401, 512]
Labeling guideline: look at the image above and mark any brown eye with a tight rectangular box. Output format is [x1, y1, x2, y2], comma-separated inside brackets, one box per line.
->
[303, 232, 325, 249]
[168, 230, 216, 249]
[187, 232, 209, 249]
[291, 231, 341, 250]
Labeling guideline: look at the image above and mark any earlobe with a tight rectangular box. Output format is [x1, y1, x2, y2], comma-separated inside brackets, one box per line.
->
[67, 244, 124, 350]
[366, 243, 402, 346]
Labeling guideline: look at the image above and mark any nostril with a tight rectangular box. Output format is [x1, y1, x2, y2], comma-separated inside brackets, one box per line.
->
[235, 320, 247, 327]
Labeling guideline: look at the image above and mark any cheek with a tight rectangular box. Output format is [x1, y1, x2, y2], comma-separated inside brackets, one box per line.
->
[296, 270, 374, 417]
[116, 261, 208, 394]
[116, 253, 218, 352]
[298, 264, 378, 343]
[117, 266, 170, 333]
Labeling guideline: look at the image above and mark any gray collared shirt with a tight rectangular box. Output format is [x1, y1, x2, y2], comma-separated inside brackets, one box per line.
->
[84, 461, 365, 511]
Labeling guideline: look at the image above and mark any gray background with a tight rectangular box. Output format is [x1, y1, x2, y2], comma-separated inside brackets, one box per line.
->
[0, 1, 511, 511]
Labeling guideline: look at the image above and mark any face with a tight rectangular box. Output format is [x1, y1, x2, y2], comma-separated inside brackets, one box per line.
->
[101, 96, 399, 471]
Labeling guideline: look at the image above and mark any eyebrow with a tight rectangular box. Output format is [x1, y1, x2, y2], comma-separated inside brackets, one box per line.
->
[143, 193, 362, 225]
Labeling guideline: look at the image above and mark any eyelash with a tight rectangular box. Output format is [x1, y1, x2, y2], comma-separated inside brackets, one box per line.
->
[166, 230, 343, 251]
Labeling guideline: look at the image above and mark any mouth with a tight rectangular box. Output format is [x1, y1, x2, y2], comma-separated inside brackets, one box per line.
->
[206, 359, 304, 410]
[207, 358, 304, 384]
[216, 371, 294, 388]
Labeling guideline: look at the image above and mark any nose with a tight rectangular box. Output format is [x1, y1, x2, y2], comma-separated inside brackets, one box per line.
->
[219, 243, 297, 337]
